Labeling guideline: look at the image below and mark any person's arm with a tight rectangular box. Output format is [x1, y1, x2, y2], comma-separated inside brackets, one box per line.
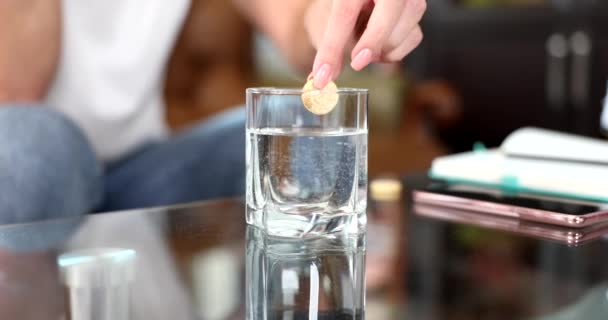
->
[232, 0, 313, 73]
[0, 0, 61, 103]
[234, 0, 426, 89]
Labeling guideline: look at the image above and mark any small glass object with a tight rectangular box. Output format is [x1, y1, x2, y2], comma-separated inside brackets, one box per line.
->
[58, 248, 136, 320]
[246, 87, 368, 237]
[246, 226, 366, 319]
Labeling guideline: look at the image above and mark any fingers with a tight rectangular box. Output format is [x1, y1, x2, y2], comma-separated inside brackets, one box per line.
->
[352, 0, 426, 67]
[310, 0, 427, 86]
[312, 0, 366, 89]
[350, 0, 407, 70]
[384, 25, 423, 62]
[384, 0, 425, 55]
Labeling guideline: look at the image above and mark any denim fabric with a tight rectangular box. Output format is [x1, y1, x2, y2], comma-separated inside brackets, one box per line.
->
[100, 107, 246, 211]
[0, 105, 245, 224]
[0, 106, 103, 224]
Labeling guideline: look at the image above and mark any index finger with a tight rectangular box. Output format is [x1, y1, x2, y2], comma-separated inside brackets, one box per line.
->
[312, 0, 366, 88]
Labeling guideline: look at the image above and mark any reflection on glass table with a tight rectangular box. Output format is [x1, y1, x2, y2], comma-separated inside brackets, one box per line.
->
[246, 226, 365, 319]
[1, 175, 608, 319]
[406, 176, 608, 320]
[533, 283, 608, 320]
[413, 204, 608, 246]
[58, 248, 136, 320]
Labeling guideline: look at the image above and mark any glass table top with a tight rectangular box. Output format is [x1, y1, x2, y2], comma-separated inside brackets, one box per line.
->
[1, 176, 608, 319]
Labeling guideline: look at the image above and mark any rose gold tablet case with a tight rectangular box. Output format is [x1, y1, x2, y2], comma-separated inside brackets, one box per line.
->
[413, 204, 608, 246]
[413, 190, 608, 228]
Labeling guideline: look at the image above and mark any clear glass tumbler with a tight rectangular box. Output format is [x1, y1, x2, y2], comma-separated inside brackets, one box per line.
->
[246, 226, 366, 319]
[246, 87, 368, 238]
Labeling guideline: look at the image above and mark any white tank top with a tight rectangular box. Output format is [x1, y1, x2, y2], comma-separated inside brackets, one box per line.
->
[45, 0, 191, 161]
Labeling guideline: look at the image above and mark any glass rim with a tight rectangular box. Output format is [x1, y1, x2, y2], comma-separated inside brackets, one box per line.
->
[246, 87, 369, 95]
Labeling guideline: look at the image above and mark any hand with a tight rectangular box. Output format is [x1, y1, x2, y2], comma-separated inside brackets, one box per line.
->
[305, 0, 426, 89]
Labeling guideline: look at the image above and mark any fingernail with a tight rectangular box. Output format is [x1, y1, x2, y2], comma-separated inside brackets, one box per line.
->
[313, 64, 331, 89]
[351, 48, 373, 71]
[312, 60, 320, 74]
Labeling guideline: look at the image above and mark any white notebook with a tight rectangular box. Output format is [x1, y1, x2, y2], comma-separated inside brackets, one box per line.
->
[430, 127, 608, 202]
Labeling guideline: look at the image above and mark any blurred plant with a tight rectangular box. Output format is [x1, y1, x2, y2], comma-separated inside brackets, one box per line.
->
[453, 225, 517, 252]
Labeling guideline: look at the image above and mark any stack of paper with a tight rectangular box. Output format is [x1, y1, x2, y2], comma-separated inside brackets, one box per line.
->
[430, 128, 608, 202]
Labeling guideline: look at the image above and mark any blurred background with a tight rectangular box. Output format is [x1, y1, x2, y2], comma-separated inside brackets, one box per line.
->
[163, 0, 608, 176]
[120, 2, 608, 318]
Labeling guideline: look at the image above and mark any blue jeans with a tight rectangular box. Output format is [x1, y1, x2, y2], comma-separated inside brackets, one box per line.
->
[0, 106, 245, 224]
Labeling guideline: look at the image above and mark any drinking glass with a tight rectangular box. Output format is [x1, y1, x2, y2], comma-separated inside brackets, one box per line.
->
[246, 226, 366, 319]
[246, 87, 368, 238]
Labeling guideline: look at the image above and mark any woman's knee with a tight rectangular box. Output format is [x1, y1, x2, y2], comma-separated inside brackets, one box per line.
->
[0, 106, 102, 223]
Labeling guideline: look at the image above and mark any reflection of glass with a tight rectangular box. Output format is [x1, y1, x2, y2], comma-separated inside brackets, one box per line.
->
[533, 284, 608, 320]
[246, 227, 366, 319]
[414, 204, 608, 246]
[58, 248, 136, 320]
[246, 87, 368, 238]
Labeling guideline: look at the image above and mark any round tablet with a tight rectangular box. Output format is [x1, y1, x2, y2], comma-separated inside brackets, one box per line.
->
[301, 79, 339, 115]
